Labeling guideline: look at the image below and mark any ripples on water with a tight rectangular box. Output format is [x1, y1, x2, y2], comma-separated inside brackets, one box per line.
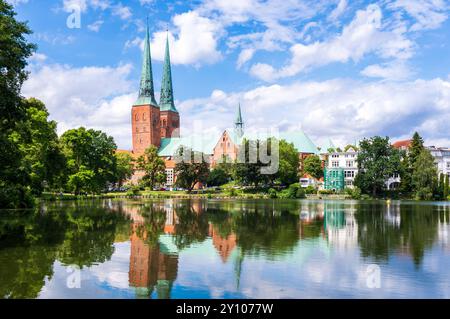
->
[0, 199, 450, 299]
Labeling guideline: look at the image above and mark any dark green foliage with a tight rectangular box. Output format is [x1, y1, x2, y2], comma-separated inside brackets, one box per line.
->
[174, 147, 210, 192]
[412, 149, 438, 200]
[303, 154, 323, 180]
[60, 127, 117, 194]
[0, 1, 37, 207]
[137, 145, 166, 190]
[354, 136, 401, 197]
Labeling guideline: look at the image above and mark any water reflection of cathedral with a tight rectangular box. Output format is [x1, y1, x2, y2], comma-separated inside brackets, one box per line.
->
[123, 200, 238, 298]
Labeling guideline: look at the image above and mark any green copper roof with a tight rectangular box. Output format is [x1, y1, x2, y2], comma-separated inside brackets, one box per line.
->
[158, 136, 217, 157]
[319, 139, 335, 153]
[134, 20, 158, 107]
[158, 129, 318, 156]
[159, 35, 177, 113]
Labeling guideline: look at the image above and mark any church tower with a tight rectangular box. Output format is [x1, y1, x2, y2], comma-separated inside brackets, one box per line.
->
[159, 34, 180, 139]
[132, 21, 161, 154]
[234, 103, 244, 137]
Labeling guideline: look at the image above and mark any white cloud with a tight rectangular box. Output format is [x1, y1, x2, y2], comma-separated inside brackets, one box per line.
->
[6, 0, 29, 5]
[250, 4, 414, 81]
[22, 63, 135, 148]
[149, 11, 222, 65]
[87, 20, 104, 32]
[177, 77, 450, 148]
[237, 48, 255, 69]
[388, 0, 449, 31]
[361, 61, 413, 81]
[328, 0, 347, 22]
[111, 3, 132, 20]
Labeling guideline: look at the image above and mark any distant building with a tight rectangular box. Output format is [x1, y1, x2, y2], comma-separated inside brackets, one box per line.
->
[324, 146, 358, 190]
[427, 146, 450, 178]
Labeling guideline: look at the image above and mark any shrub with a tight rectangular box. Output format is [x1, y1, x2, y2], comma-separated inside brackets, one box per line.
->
[319, 189, 334, 195]
[304, 186, 317, 194]
[296, 187, 306, 199]
[287, 183, 300, 199]
[268, 188, 278, 198]
[126, 185, 141, 197]
[345, 187, 362, 199]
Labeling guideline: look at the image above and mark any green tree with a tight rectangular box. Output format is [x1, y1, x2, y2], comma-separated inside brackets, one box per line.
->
[275, 139, 300, 185]
[439, 173, 445, 199]
[0, 1, 36, 208]
[114, 152, 134, 187]
[412, 149, 438, 200]
[354, 136, 401, 197]
[445, 174, 449, 200]
[174, 147, 209, 192]
[136, 145, 166, 189]
[207, 166, 230, 186]
[233, 139, 271, 187]
[409, 132, 424, 166]
[67, 167, 96, 195]
[303, 154, 323, 180]
[60, 127, 117, 194]
[15, 98, 66, 194]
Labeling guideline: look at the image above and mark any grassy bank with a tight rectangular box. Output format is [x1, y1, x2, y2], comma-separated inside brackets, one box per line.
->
[40, 190, 354, 201]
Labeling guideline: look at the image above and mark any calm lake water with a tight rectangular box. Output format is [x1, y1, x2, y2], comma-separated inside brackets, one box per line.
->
[1, 199, 450, 299]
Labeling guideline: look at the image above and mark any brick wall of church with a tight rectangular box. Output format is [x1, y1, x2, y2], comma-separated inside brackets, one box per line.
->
[160, 111, 180, 138]
[132, 104, 161, 153]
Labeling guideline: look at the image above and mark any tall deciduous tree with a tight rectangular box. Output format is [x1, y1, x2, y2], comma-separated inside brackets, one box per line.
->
[174, 147, 209, 192]
[303, 154, 323, 180]
[354, 136, 401, 197]
[444, 174, 449, 200]
[137, 145, 166, 189]
[0, 1, 36, 207]
[15, 98, 66, 194]
[114, 152, 134, 187]
[276, 139, 300, 185]
[233, 139, 271, 187]
[60, 127, 117, 194]
[412, 149, 438, 200]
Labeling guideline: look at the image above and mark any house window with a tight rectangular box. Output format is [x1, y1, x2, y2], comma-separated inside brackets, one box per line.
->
[332, 154, 339, 158]
[447, 162, 450, 169]
[344, 170, 354, 178]
[165, 169, 174, 186]
[345, 180, 353, 186]
[346, 161, 354, 168]
[332, 161, 339, 168]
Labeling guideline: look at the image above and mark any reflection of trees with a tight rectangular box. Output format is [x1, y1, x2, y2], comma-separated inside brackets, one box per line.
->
[0, 209, 66, 298]
[57, 204, 131, 268]
[231, 208, 299, 258]
[0, 201, 132, 299]
[135, 204, 167, 246]
[173, 204, 209, 250]
[356, 203, 440, 266]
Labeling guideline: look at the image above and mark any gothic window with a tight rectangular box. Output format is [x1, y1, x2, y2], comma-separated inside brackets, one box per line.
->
[135, 114, 139, 121]
[163, 119, 167, 127]
[140, 138, 143, 144]
[136, 127, 138, 133]
[143, 113, 146, 120]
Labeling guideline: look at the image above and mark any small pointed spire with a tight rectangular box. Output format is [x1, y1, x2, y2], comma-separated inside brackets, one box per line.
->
[234, 103, 244, 137]
[160, 31, 177, 112]
[135, 18, 157, 106]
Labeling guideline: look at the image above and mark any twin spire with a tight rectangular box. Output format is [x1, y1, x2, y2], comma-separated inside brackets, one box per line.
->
[135, 21, 177, 113]
[234, 103, 244, 137]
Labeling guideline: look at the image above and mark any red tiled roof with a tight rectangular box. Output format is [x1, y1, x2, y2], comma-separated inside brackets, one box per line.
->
[392, 139, 412, 149]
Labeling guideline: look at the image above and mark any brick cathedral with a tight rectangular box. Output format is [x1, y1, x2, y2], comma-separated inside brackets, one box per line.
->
[131, 23, 180, 154]
[125, 23, 321, 187]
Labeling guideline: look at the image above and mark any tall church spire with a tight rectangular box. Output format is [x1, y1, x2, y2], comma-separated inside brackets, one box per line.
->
[135, 19, 157, 106]
[160, 33, 178, 112]
[234, 103, 244, 137]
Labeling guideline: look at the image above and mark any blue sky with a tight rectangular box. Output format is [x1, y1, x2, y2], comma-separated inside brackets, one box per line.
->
[8, 0, 450, 149]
